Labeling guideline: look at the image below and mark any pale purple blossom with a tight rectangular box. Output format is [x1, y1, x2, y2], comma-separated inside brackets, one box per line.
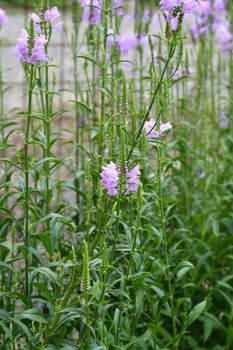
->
[16, 29, 29, 63]
[153, 50, 158, 64]
[191, 0, 233, 53]
[143, 9, 150, 24]
[113, 0, 124, 16]
[116, 33, 137, 56]
[100, 161, 140, 196]
[144, 119, 173, 141]
[81, 0, 102, 25]
[52, 22, 64, 32]
[101, 161, 119, 196]
[160, 0, 197, 30]
[219, 112, 229, 129]
[16, 29, 48, 65]
[44, 7, 63, 32]
[152, 13, 159, 24]
[138, 34, 149, 48]
[160, 122, 172, 134]
[171, 14, 179, 31]
[107, 29, 117, 48]
[44, 7, 60, 22]
[126, 165, 141, 193]
[199, 171, 206, 179]
[0, 8, 8, 26]
[30, 35, 48, 64]
[29, 13, 41, 33]
[144, 119, 160, 141]
[216, 24, 233, 53]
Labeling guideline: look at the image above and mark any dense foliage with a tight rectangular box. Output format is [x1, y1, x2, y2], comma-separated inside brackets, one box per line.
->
[0, 0, 233, 349]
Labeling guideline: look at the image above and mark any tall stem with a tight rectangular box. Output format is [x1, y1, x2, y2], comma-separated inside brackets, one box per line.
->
[24, 65, 34, 309]
[44, 44, 51, 226]
[100, 0, 108, 166]
[157, 145, 178, 350]
[127, 43, 176, 160]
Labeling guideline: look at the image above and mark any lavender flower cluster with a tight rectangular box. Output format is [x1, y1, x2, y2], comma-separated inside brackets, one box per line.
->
[101, 162, 140, 196]
[80, 0, 124, 25]
[16, 30, 48, 65]
[0, 8, 8, 26]
[30, 7, 63, 33]
[191, 0, 233, 54]
[15, 7, 63, 65]
[160, 0, 197, 31]
[144, 120, 173, 141]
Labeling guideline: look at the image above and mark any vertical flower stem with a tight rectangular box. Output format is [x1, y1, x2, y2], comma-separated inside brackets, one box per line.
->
[71, 0, 81, 223]
[44, 43, 51, 230]
[111, 194, 121, 261]
[127, 42, 176, 161]
[115, 191, 142, 346]
[24, 64, 34, 309]
[100, 0, 108, 166]
[0, 56, 4, 145]
[157, 144, 178, 350]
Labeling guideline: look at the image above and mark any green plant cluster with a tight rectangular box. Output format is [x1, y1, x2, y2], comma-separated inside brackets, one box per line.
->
[0, 0, 233, 349]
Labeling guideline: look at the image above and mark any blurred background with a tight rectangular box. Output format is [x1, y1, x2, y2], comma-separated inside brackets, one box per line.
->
[0, 0, 159, 111]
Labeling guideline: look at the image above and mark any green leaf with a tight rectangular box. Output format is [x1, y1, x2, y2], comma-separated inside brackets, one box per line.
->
[179, 300, 207, 342]
[31, 267, 59, 285]
[19, 309, 48, 323]
[187, 300, 207, 327]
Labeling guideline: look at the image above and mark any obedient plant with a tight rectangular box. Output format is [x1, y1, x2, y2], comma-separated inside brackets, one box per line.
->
[0, 0, 233, 349]
[191, 0, 233, 53]
[0, 8, 8, 26]
[100, 162, 140, 195]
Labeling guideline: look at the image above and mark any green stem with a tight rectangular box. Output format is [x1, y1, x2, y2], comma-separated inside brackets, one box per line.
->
[100, 0, 108, 167]
[24, 65, 34, 309]
[157, 145, 178, 350]
[44, 43, 51, 228]
[127, 43, 176, 161]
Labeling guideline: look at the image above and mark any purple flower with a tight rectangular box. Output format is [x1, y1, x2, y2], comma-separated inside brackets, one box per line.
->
[81, 0, 102, 25]
[52, 22, 64, 32]
[182, 0, 197, 13]
[199, 171, 206, 179]
[116, 33, 137, 56]
[216, 24, 233, 54]
[153, 50, 158, 64]
[143, 8, 150, 24]
[30, 35, 48, 64]
[101, 161, 119, 196]
[219, 112, 229, 129]
[100, 161, 140, 196]
[43, 6, 63, 32]
[144, 119, 160, 141]
[126, 165, 140, 193]
[160, 0, 197, 30]
[138, 34, 148, 48]
[107, 29, 117, 48]
[152, 12, 159, 24]
[198, 0, 211, 16]
[171, 14, 179, 31]
[16, 29, 29, 63]
[144, 119, 173, 141]
[29, 13, 41, 33]
[0, 8, 8, 26]
[160, 121, 172, 135]
[44, 6, 60, 22]
[113, 0, 124, 16]
[160, 0, 182, 13]
[214, 0, 226, 13]
[191, 0, 232, 54]
[16, 29, 48, 65]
